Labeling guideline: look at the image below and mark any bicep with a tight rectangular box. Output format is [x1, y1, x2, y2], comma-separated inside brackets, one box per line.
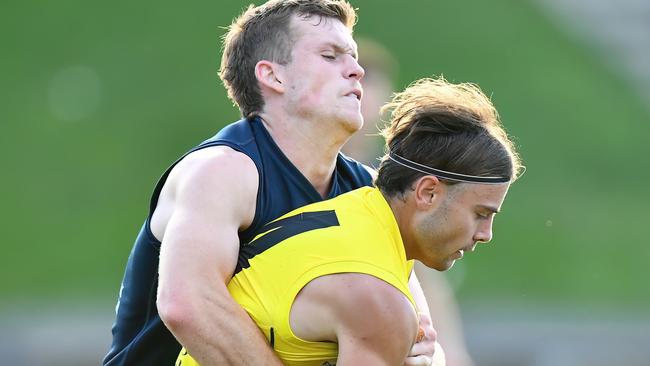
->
[158, 149, 258, 296]
[330, 273, 418, 366]
[159, 202, 240, 287]
[408, 268, 432, 316]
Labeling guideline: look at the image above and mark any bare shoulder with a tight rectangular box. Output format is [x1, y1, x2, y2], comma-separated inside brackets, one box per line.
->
[291, 273, 418, 364]
[151, 145, 259, 239]
[170, 145, 258, 189]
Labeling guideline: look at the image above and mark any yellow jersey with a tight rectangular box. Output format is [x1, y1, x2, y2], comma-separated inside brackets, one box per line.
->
[177, 187, 416, 365]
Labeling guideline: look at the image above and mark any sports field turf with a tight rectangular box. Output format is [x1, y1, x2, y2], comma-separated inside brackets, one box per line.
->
[1, 0, 648, 311]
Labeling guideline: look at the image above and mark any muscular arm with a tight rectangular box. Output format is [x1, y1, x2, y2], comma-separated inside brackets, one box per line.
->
[407, 269, 442, 366]
[292, 273, 419, 366]
[155, 147, 281, 365]
[414, 262, 474, 366]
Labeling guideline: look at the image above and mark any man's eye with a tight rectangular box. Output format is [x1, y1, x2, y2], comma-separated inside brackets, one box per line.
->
[322, 54, 336, 60]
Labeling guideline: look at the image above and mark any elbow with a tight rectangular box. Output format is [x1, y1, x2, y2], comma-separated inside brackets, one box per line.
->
[157, 297, 185, 334]
[157, 281, 233, 336]
[157, 286, 197, 335]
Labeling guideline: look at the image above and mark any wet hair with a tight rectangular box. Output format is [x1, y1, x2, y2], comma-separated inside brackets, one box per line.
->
[375, 77, 523, 196]
[220, 0, 357, 118]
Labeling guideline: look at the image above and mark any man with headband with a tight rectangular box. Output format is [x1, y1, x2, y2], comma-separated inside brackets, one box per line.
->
[177, 77, 523, 365]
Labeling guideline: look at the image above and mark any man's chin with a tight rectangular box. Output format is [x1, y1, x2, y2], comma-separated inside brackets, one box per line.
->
[439, 257, 458, 271]
[423, 258, 453, 272]
[343, 113, 363, 133]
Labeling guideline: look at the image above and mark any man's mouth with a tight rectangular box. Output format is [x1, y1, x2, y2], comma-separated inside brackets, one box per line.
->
[346, 89, 362, 100]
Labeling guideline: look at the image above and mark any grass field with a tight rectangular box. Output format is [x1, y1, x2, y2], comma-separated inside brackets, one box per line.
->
[1, 0, 648, 311]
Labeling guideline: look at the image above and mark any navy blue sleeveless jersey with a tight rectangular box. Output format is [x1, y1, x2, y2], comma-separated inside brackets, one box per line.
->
[103, 117, 373, 366]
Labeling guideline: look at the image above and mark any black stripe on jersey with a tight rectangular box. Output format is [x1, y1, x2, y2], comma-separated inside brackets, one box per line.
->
[269, 327, 275, 349]
[235, 210, 340, 274]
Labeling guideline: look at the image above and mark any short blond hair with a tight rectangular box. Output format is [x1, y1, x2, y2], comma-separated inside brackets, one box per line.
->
[220, 0, 357, 118]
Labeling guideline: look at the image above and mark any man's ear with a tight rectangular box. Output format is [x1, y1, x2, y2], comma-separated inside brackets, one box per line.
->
[255, 60, 284, 94]
[413, 175, 443, 210]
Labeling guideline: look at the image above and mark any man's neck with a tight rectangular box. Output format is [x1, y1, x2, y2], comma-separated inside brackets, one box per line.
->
[259, 113, 352, 198]
[384, 191, 417, 261]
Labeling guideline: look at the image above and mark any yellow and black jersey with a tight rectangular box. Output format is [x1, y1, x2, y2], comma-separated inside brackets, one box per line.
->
[177, 187, 416, 365]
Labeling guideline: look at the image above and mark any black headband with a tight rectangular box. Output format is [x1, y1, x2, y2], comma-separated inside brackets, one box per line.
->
[388, 152, 511, 184]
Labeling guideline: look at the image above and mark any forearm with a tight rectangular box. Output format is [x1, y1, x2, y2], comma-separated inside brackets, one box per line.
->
[414, 263, 474, 366]
[405, 269, 440, 365]
[408, 269, 431, 317]
[166, 289, 282, 366]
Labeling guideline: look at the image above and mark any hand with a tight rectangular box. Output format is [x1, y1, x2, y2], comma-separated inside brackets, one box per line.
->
[404, 313, 441, 366]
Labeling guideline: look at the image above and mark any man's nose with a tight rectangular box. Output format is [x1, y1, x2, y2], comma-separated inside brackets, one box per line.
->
[346, 56, 365, 81]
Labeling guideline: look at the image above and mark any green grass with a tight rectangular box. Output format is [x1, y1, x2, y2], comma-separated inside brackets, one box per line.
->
[2, 0, 648, 309]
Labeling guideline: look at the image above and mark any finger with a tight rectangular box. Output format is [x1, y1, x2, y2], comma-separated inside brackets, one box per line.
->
[430, 342, 446, 366]
[403, 355, 432, 366]
[408, 339, 435, 357]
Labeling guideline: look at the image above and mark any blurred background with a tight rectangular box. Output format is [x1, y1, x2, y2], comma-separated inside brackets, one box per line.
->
[1, 0, 648, 365]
